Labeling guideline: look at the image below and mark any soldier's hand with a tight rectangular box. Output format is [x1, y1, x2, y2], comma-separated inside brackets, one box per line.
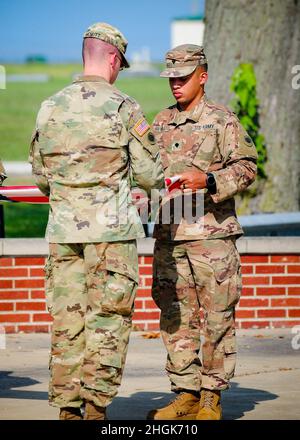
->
[180, 171, 207, 191]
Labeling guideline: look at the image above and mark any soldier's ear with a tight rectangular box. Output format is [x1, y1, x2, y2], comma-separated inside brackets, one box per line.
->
[200, 71, 208, 85]
[111, 53, 121, 70]
[109, 53, 115, 68]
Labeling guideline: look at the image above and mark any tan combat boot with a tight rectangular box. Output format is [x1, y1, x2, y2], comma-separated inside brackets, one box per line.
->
[147, 392, 199, 420]
[196, 389, 222, 420]
[84, 401, 107, 420]
[59, 407, 83, 420]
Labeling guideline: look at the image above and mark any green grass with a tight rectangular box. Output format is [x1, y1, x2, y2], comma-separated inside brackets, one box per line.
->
[0, 63, 173, 237]
[0, 79, 69, 161]
[3, 203, 49, 238]
[5, 63, 82, 77]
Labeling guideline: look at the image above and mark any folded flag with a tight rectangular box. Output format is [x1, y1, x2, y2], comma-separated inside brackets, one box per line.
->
[0, 180, 184, 205]
[0, 186, 149, 206]
[165, 175, 181, 192]
[0, 186, 49, 204]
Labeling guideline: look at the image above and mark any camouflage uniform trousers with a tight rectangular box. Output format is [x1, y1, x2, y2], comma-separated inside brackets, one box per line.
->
[44, 240, 138, 409]
[152, 237, 242, 392]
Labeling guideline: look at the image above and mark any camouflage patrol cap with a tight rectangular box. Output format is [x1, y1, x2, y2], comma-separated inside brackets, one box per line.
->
[160, 44, 207, 78]
[84, 22, 130, 68]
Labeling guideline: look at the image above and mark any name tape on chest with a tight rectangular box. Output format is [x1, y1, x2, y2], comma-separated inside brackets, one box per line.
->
[153, 123, 215, 133]
[192, 123, 215, 131]
[133, 118, 150, 136]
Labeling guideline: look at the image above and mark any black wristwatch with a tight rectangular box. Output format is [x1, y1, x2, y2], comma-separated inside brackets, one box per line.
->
[206, 172, 217, 194]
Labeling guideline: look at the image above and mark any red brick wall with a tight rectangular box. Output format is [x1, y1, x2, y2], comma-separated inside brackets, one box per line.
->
[1, 254, 300, 333]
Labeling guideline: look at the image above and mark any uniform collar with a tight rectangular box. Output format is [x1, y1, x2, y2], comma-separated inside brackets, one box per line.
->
[73, 75, 109, 84]
[167, 93, 207, 125]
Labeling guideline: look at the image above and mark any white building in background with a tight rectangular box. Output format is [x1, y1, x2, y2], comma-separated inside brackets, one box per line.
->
[171, 15, 205, 48]
[121, 47, 159, 77]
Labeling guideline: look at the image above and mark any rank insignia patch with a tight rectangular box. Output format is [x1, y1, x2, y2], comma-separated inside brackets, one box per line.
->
[133, 118, 150, 136]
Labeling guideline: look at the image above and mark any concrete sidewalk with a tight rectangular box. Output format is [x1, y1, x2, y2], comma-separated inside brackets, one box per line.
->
[0, 328, 299, 420]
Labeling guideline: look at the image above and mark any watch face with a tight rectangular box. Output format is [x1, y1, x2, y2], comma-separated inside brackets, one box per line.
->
[208, 175, 215, 185]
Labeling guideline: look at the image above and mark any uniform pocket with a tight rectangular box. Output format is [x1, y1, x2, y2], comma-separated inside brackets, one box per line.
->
[211, 239, 242, 311]
[212, 239, 241, 283]
[102, 272, 137, 316]
[192, 130, 217, 172]
[224, 335, 237, 380]
[102, 241, 138, 316]
[99, 348, 122, 369]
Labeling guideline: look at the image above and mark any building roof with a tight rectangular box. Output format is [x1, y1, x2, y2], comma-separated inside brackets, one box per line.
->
[172, 14, 204, 21]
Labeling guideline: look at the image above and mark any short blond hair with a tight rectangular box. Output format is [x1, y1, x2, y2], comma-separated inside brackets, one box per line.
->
[82, 38, 119, 65]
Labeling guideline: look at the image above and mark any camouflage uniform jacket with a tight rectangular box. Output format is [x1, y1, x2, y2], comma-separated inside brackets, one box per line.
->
[29, 75, 164, 243]
[152, 94, 258, 241]
[0, 159, 7, 185]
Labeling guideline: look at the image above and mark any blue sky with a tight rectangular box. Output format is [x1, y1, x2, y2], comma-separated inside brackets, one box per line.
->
[1, 0, 205, 63]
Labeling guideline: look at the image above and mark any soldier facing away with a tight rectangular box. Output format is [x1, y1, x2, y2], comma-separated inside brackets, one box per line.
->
[0, 160, 7, 185]
[29, 22, 164, 420]
[147, 45, 258, 420]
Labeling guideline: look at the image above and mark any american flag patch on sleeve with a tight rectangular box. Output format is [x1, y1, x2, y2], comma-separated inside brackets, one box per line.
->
[133, 118, 150, 136]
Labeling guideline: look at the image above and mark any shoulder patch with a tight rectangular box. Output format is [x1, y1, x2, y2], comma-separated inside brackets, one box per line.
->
[133, 118, 150, 136]
[245, 136, 253, 145]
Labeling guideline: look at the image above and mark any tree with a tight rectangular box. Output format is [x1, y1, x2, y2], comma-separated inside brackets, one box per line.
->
[203, 0, 300, 213]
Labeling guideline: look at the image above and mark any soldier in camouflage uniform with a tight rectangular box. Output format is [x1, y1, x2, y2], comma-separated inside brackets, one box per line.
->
[0, 160, 7, 185]
[0, 160, 7, 237]
[147, 45, 258, 420]
[29, 23, 164, 420]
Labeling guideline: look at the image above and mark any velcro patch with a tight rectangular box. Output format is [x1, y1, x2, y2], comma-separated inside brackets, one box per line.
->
[133, 118, 150, 136]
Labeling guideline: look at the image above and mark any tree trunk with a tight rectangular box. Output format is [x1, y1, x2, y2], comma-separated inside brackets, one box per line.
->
[203, 0, 300, 213]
